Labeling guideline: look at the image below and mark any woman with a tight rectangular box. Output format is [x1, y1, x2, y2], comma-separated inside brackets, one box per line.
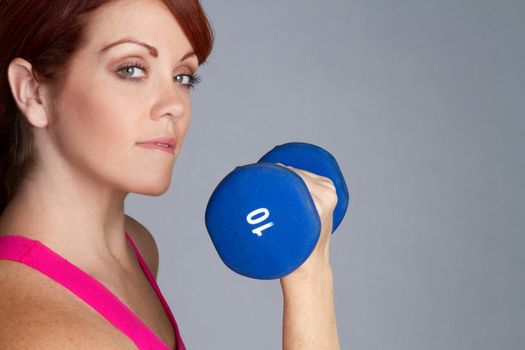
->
[0, 0, 339, 349]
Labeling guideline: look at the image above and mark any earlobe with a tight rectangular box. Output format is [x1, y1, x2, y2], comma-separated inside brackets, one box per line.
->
[7, 57, 50, 128]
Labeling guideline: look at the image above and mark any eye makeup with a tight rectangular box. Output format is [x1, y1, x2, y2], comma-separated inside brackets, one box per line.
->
[115, 59, 201, 89]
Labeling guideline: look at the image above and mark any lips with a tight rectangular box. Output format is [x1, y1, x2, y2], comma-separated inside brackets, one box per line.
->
[138, 136, 176, 148]
[136, 136, 176, 154]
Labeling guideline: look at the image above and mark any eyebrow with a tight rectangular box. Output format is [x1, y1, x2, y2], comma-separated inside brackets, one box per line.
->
[99, 38, 197, 62]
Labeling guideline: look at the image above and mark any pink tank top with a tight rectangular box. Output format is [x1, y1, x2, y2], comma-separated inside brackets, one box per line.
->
[0, 232, 186, 350]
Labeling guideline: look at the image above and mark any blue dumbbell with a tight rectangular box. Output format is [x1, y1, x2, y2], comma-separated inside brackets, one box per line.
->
[205, 142, 349, 280]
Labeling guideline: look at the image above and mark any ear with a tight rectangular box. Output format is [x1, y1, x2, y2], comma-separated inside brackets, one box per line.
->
[7, 57, 52, 128]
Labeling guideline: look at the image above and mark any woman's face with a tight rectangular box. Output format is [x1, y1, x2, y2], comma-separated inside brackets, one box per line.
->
[46, 0, 198, 196]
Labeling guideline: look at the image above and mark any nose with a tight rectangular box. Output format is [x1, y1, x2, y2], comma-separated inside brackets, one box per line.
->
[150, 78, 188, 121]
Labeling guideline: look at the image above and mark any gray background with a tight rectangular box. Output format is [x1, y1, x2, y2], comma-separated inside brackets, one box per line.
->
[126, 0, 525, 348]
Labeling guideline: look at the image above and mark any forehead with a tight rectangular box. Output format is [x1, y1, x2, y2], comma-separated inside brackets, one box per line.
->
[80, 0, 192, 57]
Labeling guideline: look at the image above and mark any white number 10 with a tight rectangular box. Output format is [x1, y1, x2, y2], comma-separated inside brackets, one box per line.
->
[246, 208, 274, 237]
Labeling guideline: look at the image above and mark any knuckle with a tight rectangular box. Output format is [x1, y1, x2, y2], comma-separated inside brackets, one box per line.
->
[320, 176, 335, 187]
[322, 187, 338, 209]
[312, 188, 338, 212]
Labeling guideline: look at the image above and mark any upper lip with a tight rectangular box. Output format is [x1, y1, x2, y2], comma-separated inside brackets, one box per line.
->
[138, 136, 176, 147]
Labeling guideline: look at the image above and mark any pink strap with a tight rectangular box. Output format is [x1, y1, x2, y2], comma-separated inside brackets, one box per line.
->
[125, 232, 186, 350]
[0, 233, 185, 350]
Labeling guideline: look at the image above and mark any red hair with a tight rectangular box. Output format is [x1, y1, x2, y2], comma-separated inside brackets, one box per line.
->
[0, 0, 214, 214]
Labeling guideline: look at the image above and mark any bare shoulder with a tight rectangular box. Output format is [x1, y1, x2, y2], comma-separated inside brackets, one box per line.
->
[125, 214, 160, 279]
[0, 313, 134, 349]
[0, 263, 137, 349]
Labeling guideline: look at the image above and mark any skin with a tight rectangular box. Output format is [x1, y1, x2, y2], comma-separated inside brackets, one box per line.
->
[0, 0, 340, 348]
[0, 0, 197, 270]
[278, 165, 341, 349]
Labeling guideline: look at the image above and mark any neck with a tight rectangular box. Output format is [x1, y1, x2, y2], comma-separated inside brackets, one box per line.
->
[0, 157, 133, 271]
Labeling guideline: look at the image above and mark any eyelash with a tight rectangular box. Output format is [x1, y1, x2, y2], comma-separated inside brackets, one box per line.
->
[116, 60, 201, 90]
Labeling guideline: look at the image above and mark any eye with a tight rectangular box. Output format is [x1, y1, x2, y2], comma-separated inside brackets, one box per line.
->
[116, 61, 148, 81]
[174, 73, 202, 90]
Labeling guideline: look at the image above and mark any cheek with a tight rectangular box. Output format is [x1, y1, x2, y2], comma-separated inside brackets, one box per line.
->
[51, 79, 179, 194]
[52, 79, 142, 170]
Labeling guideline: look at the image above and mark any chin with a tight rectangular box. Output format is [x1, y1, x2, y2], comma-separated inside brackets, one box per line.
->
[130, 176, 173, 197]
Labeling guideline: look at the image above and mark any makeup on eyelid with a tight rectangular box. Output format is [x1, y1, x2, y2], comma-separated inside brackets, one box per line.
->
[114, 60, 201, 88]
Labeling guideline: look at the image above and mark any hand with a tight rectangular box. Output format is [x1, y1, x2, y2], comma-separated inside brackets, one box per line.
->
[276, 163, 338, 282]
